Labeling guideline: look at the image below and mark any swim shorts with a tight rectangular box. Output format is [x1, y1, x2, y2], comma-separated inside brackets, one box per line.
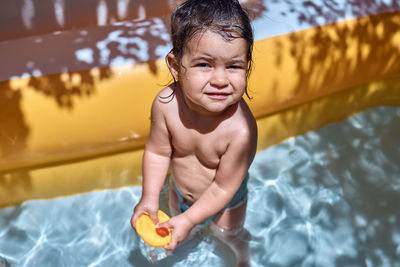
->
[173, 173, 249, 227]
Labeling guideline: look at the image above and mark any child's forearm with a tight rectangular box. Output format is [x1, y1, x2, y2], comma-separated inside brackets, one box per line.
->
[181, 181, 235, 226]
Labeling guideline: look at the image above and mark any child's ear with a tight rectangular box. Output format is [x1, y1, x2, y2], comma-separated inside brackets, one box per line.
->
[167, 53, 179, 79]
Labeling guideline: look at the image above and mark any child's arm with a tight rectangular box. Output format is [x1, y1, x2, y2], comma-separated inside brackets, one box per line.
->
[131, 95, 172, 228]
[161, 120, 257, 250]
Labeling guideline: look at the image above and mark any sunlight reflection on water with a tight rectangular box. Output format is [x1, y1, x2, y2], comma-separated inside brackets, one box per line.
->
[0, 106, 399, 266]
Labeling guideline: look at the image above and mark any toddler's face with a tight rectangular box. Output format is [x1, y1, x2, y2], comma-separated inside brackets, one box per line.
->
[176, 30, 248, 116]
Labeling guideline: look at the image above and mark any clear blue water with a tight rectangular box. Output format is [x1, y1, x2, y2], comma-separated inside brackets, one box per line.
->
[1, 106, 400, 266]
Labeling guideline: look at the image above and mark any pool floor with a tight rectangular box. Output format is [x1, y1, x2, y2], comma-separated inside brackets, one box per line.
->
[1, 106, 400, 266]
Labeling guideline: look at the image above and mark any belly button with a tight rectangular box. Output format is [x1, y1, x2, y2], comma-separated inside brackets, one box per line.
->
[185, 193, 193, 200]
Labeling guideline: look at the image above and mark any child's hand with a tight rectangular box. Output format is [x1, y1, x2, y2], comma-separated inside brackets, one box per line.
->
[157, 213, 194, 251]
[131, 199, 159, 230]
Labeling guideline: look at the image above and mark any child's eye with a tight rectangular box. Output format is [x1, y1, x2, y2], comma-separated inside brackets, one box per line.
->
[228, 65, 243, 69]
[196, 63, 210, 68]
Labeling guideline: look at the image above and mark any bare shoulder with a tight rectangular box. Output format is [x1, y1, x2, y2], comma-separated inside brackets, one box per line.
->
[221, 98, 258, 157]
[150, 86, 177, 116]
[217, 99, 258, 176]
[232, 99, 258, 141]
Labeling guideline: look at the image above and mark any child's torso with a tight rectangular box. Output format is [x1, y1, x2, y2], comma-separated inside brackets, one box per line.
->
[168, 114, 232, 201]
[163, 94, 249, 201]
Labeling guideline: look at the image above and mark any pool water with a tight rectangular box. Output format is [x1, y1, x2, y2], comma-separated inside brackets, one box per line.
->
[1, 106, 399, 266]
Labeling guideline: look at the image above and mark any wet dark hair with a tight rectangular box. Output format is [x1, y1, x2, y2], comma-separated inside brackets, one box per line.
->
[164, 0, 254, 99]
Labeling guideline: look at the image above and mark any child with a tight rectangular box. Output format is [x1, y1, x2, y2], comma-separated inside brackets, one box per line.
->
[131, 0, 257, 264]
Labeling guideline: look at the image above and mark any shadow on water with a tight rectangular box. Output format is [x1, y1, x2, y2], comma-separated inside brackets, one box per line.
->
[308, 108, 400, 266]
[0, 205, 27, 267]
[249, 106, 400, 266]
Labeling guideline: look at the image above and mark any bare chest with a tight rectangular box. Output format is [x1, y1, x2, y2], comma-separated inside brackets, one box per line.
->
[170, 125, 229, 167]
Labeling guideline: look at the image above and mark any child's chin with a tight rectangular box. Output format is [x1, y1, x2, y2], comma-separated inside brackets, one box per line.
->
[203, 104, 232, 115]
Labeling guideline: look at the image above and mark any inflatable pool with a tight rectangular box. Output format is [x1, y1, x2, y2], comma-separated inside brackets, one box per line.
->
[1, 0, 399, 207]
[1, 1, 400, 266]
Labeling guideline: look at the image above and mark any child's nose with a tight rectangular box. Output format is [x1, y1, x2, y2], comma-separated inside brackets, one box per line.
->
[210, 69, 229, 88]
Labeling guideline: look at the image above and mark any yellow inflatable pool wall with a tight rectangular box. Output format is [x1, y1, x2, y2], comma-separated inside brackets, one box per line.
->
[1, 0, 400, 207]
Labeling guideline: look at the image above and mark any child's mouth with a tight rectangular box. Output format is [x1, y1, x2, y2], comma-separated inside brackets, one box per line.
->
[205, 92, 229, 100]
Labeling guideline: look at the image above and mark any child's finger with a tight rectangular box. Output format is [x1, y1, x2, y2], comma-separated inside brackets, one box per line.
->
[130, 214, 137, 229]
[149, 210, 160, 225]
[131, 211, 144, 230]
[156, 220, 170, 229]
[164, 235, 178, 251]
